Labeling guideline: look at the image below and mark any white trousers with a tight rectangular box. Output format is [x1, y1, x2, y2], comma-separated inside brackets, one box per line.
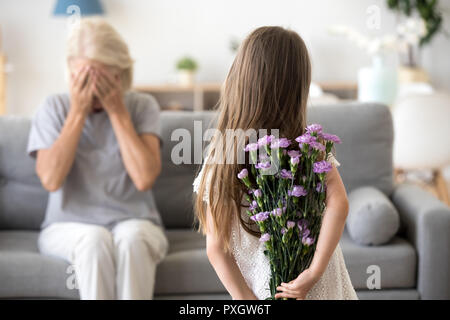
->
[38, 219, 168, 300]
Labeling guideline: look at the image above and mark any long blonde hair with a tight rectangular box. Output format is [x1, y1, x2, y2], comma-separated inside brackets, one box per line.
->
[195, 26, 311, 251]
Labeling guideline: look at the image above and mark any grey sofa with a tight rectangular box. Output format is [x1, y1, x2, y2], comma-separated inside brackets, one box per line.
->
[0, 103, 449, 300]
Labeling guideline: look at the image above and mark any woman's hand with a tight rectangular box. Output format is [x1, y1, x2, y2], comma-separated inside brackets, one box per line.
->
[275, 268, 321, 300]
[93, 67, 127, 115]
[70, 65, 95, 116]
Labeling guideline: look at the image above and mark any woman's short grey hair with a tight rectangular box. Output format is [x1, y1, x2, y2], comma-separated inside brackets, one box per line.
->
[66, 17, 133, 91]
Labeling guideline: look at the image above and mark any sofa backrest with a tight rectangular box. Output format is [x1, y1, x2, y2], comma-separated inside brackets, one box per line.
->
[308, 103, 394, 195]
[0, 116, 48, 230]
[153, 111, 216, 229]
[0, 103, 393, 230]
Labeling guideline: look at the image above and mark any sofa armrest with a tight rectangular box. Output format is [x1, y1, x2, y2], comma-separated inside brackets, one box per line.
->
[391, 183, 450, 299]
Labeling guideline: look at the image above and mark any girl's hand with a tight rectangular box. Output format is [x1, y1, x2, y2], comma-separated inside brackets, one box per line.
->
[275, 268, 321, 300]
[93, 67, 126, 115]
[70, 65, 95, 116]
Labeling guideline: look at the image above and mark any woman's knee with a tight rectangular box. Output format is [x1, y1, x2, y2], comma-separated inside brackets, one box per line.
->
[113, 220, 168, 260]
[74, 226, 114, 259]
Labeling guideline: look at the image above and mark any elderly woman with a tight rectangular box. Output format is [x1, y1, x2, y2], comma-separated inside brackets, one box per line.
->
[27, 18, 167, 300]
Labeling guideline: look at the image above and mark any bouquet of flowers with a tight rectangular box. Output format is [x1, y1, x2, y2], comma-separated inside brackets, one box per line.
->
[237, 124, 341, 299]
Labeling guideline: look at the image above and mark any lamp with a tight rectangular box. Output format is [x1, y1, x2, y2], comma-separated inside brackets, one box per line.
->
[53, 0, 104, 16]
[393, 92, 450, 205]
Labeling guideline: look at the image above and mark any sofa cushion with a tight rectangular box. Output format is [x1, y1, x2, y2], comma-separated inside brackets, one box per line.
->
[340, 230, 416, 289]
[356, 289, 419, 300]
[0, 229, 224, 298]
[346, 186, 400, 245]
[0, 228, 416, 298]
[0, 230, 78, 299]
[155, 229, 225, 294]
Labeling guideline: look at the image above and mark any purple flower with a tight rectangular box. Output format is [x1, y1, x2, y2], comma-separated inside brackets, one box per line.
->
[287, 221, 296, 229]
[237, 168, 248, 179]
[249, 200, 258, 211]
[250, 211, 270, 222]
[260, 233, 271, 242]
[302, 228, 310, 238]
[281, 228, 287, 235]
[295, 134, 316, 145]
[290, 156, 300, 165]
[271, 208, 283, 217]
[296, 134, 317, 149]
[287, 150, 300, 158]
[288, 185, 307, 197]
[322, 133, 341, 144]
[313, 160, 333, 174]
[316, 183, 325, 193]
[306, 123, 323, 135]
[258, 135, 275, 147]
[279, 169, 293, 180]
[258, 153, 270, 161]
[310, 141, 326, 152]
[253, 189, 262, 198]
[255, 162, 271, 169]
[244, 143, 259, 152]
[270, 138, 291, 149]
[302, 236, 315, 246]
[297, 219, 308, 232]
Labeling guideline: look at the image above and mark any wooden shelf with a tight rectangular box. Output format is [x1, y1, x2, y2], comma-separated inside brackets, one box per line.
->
[134, 81, 357, 111]
[134, 83, 221, 111]
[135, 83, 221, 93]
[317, 81, 357, 99]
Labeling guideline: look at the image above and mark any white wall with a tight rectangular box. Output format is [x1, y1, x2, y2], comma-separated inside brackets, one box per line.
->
[1, 0, 449, 115]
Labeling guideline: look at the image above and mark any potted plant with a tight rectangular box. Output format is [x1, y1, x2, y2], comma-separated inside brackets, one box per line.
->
[176, 56, 198, 86]
[386, 0, 445, 83]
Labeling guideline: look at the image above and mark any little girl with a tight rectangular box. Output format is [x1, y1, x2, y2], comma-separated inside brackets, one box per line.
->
[193, 26, 357, 300]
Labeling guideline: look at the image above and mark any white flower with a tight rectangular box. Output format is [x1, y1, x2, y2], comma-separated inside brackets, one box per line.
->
[397, 17, 427, 45]
[329, 23, 412, 57]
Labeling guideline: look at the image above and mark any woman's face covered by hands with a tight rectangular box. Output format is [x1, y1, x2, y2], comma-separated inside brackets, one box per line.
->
[69, 58, 121, 112]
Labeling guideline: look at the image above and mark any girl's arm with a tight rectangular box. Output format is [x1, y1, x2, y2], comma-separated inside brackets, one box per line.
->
[205, 206, 258, 300]
[308, 165, 349, 276]
[275, 166, 349, 299]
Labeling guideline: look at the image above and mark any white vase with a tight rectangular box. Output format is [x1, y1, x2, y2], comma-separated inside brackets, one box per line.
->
[178, 70, 195, 86]
[358, 55, 398, 106]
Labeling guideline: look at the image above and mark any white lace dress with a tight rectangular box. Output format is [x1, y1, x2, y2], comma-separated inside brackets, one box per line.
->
[193, 155, 358, 300]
